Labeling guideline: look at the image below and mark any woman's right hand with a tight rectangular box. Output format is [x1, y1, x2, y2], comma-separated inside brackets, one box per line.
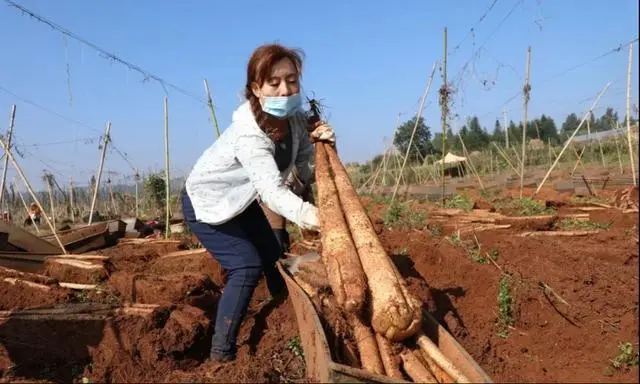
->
[300, 205, 320, 232]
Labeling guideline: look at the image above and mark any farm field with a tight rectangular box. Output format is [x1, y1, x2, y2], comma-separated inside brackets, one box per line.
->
[0, 170, 636, 383]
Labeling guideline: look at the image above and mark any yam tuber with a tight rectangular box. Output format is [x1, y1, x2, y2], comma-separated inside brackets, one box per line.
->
[419, 349, 455, 383]
[315, 143, 367, 313]
[416, 332, 471, 383]
[348, 314, 385, 375]
[324, 144, 422, 341]
[375, 333, 403, 379]
[400, 349, 437, 383]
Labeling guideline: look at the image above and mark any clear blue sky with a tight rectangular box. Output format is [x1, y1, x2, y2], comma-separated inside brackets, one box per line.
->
[0, 0, 638, 190]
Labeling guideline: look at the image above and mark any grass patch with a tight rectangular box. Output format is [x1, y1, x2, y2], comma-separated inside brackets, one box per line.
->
[604, 342, 639, 376]
[496, 197, 556, 216]
[555, 218, 611, 231]
[497, 275, 515, 338]
[569, 195, 609, 206]
[443, 194, 474, 211]
[383, 202, 426, 229]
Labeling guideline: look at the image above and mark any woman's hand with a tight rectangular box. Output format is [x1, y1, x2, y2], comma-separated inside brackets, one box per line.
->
[300, 205, 320, 231]
[310, 121, 336, 143]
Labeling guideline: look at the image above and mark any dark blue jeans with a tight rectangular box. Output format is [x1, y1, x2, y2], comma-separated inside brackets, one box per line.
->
[181, 191, 286, 359]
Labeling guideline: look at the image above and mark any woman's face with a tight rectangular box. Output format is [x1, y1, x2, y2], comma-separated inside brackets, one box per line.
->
[252, 57, 300, 103]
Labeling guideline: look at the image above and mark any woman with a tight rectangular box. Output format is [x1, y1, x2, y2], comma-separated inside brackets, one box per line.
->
[182, 43, 335, 363]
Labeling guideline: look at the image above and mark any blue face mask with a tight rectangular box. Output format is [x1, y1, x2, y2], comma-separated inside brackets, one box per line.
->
[261, 93, 303, 119]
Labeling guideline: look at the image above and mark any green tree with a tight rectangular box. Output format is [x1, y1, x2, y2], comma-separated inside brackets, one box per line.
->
[492, 119, 505, 144]
[393, 116, 435, 162]
[597, 107, 619, 131]
[144, 172, 166, 218]
[561, 113, 580, 136]
[465, 116, 490, 151]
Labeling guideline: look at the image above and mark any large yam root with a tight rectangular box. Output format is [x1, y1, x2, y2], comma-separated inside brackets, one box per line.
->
[400, 349, 437, 383]
[324, 144, 422, 341]
[375, 333, 403, 379]
[315, 143, 367, 314]
[348, 314, 384, 375]
[416, 333, 471, 383]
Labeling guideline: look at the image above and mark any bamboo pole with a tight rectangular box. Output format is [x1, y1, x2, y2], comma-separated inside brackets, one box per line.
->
[44, 174, 56, 232]
[492, 142, 520, 176]
[533, 82, 611, 197]
[625, 42, 636, 186]
[615, 123, 625, 174]
[0, 105, 16, 208]
[520, 47, 531, 198]
[69, 177, 75, 223]
[0, 137, 65, 253]
[204, 78, 221, 138]
[458, 134, 485, 190]
[89, 122, 112, 225]
[164, 96, 171, 239]
[440, 27, 448, 203]
[391, 62, 436, 205]
[134, 169, 140, 218]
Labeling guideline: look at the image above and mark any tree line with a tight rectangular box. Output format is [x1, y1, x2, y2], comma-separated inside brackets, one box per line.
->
[391, 107, 637, 162]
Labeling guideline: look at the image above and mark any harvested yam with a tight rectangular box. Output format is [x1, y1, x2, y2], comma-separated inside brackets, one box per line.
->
[0, 266, 57, 285]
[2, 277, 51, 291]
[376, 333, 403, 379]
[348, 314, 384, 375]
[325, 144, 422, 341]
[315, 143, 367, 314]
[419, 349, 455, 383]
[518, 230, 600, 237]
[400, 349, 437, 383]
[416, 332, 471, 383]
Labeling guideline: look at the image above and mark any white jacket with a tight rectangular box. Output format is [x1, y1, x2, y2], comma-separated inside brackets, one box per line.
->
[185, 101, 316, 227]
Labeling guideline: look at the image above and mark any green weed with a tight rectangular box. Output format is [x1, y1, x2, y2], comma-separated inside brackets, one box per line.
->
[556, 218, 611, 231]
[497, 275, 515, 338]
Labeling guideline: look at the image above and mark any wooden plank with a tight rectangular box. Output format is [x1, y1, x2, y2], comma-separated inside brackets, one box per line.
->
[0, 221, 62, 253]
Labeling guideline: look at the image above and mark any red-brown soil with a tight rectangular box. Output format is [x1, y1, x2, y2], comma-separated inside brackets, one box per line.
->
[0, 186, 637, 383]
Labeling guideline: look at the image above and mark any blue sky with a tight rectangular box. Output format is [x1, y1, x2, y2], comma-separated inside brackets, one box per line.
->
[0, 0, 638, 190]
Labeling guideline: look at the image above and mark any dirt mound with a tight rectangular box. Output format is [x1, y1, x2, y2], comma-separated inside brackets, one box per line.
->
[149, 249, 227, 287]
[108, 272, 220, 311]
[86, 304, 211, 383]
[383, 214, 639, 383]
[0, 280, 70, 310]
[166, 297, 305, 383]
[93, 240, 188, 273]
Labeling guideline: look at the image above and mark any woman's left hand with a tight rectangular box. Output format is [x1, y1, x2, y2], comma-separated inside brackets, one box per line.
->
[310, 121, 336, 143]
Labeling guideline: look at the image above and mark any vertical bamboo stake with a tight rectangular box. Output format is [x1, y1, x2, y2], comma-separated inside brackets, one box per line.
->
[457, 134, 485, 191]
[164, 96, 171, 239]
[0, 105, 16, 208]
[0, 137, 65, 253]
[69, 177, 75, 223]
[14, 180, 39, 234]
[44, 174, 56, 232]
[89, 122, 112, 225]
[107, 178, 118, 215]
[534, 82, 611, 197]
[391, 63, 436, 205]
[440, 27, 448, 203]
[134, 169, 140, 218]
[204, 78, 221, 139]
[520, 47, 532, 198]
[615, 123, 624, 174]
[625, 42, 637, 186]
